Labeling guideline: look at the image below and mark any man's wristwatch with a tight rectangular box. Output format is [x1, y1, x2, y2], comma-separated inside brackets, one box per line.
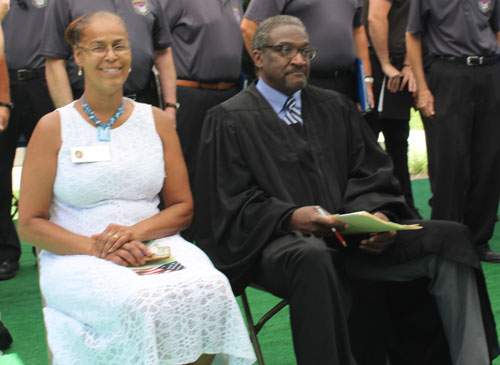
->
[164, 102, 180, 110]
[364, 76, 374, 84]
[0, 102, 14, 111]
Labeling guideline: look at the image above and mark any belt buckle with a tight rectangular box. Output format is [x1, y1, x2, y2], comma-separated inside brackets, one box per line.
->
[466, 56, 483, 66]
[16, 69, 28, 81]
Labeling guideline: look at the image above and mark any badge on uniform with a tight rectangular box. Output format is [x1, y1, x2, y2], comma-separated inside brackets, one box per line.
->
[70, 146, 111, 164]
[32, 0, 47, 8]
[233, 7, 241, 23]
[479, 0, 491, 12]
[132, 0, 150, 16]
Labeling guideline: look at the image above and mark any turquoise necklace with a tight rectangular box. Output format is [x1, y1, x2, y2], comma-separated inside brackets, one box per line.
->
[81, 96, 125, 142]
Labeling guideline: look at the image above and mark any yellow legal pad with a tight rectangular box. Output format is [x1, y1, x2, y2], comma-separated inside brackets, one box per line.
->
[331, 211, 422, 235]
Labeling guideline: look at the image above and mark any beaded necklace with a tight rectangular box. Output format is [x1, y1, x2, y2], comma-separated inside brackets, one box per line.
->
[81, 96, 125, 142]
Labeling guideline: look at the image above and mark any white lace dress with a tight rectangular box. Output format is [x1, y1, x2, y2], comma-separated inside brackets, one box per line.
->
[38, 100, 256, 365]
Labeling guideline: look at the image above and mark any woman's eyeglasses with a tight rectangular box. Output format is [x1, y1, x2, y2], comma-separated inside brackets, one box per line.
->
[77, 43, 131, 56]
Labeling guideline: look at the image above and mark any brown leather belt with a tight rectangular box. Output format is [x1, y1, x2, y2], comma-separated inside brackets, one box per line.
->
[176, 79, 237, 90]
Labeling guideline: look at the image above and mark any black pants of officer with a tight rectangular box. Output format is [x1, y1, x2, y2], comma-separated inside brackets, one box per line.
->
[309, 70, 358, 102]
[364, 52, 419, 216]
[367, 116, 416, 211]
[0, 73, 54, 261]
[423, 59, 500, 247]
[176, 84, 240, 241]
[176, 85, 240, 185]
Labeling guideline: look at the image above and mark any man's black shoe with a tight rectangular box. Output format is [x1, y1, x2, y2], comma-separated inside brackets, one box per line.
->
[0, 260, 19, 280]
[477, 245, 500, 263]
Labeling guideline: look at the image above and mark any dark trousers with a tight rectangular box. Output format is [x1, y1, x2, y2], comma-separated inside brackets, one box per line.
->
[0, 74, 54, 260]
[177, 85, 239, 241]
[308, 71, 357, 102]
[365, 52, 418, 214]
[254, 224, 470, 364]
[176, 85, 239, 185]
[366, 115, 417, 214]
[423, 60, 500, 247]
[255, 232, 357, 365]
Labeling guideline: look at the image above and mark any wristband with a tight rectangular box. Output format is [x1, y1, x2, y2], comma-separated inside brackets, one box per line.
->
[0, 102, 14, 111]
[164, 102, 180, 110]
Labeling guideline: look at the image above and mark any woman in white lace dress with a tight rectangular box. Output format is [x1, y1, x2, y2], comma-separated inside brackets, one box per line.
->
[17, 11, 255, 365]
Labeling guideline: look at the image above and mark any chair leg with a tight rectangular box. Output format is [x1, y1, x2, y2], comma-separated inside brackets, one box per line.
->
[254, 299, 288, 333]
[241, 290, 265, 365]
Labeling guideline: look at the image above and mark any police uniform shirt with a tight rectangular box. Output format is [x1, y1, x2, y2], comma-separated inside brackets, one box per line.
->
[244, 0, 363, 71]
[407, 0, 500, 57]
[166, 0, 243, 82]
[39, 0, 172, 93]
[2, 0, 49, 70]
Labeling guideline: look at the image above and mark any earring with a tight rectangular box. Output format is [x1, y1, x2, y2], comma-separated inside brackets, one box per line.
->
[77, 67, 83, 77]
[128, 67, 132, 73]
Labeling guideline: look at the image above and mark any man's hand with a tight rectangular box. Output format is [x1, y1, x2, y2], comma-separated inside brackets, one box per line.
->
[0, 105, 10, 133]
[416, 88, 435, 117]
[359, 212, 396, 254]
[286, 206, 348, 237]
[400, 65, 417, 93]
[381, 62, 402, 93]
[103, 241, 150, 267]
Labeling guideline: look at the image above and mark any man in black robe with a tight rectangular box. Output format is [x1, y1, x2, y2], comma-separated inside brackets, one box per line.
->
[193, 15, 499, 365]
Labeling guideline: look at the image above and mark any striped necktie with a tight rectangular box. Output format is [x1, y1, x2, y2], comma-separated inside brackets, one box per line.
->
[283, 96, 303, 125]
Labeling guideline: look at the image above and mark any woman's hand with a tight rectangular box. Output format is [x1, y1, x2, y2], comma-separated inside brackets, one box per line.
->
[103, 241, 150, 267]
[91, 224, 142, 258]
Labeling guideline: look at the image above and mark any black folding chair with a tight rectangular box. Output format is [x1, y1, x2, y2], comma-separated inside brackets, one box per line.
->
[240, 284, 289, 365]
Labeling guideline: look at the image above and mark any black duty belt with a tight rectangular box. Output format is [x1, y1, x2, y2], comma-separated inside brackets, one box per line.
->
[437, 55, 500, 66]
[8, 68, 45, 81]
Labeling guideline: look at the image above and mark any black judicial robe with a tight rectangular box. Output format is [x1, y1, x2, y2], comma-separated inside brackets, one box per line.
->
[193, 83, 499, 359]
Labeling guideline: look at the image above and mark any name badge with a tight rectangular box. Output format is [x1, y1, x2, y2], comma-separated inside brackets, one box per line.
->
[70, 146, 111, 163]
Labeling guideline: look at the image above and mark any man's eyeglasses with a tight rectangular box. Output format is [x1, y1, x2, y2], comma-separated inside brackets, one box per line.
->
[262, 44, 318, 61]
[77, 43, 131, 56]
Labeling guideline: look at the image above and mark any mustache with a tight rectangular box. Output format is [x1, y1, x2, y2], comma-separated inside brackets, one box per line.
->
[285, 66, 308, 76]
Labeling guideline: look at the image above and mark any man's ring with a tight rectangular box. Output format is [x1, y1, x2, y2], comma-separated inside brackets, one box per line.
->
[113, 234, 119, 238]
